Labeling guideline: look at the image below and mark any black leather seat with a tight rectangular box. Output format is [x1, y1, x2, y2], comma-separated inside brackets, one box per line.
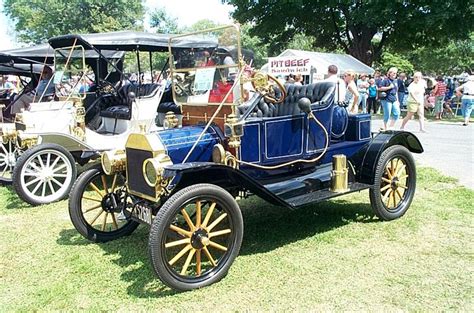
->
[99, 83, 161, 120]
[238, 82, 335, 118]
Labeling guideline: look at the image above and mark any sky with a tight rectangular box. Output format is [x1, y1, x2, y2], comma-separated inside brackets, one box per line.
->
[0, 0, 234, 50]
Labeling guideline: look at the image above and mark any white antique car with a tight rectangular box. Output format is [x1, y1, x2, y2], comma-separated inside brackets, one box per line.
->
[0, 31, 217, 205]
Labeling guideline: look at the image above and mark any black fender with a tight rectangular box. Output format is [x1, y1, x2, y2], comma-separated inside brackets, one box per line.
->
[350, 131, 423, 185]
[162, 162, 290, 208]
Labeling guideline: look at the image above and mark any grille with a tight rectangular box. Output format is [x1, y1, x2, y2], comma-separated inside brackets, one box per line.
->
[126, 148, 155, 199]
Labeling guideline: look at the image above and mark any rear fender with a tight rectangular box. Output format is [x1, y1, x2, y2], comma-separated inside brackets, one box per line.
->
[162, 163, 289, 208]
[350, 131, 423, 185]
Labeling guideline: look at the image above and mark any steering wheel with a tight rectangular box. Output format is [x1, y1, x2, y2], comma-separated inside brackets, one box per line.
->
[96, 79, 119, 96]
[251, 72, 286, 104]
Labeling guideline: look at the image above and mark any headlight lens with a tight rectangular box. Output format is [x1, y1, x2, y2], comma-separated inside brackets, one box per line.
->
[101, 150, 126, 175]
[142, 154, 172, 187]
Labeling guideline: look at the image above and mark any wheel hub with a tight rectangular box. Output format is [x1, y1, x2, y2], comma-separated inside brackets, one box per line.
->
[391, 177, 399, 190]
[40, 168, 54, 182]
[191, 228, 210, 249]
[101, 193, 120, 213]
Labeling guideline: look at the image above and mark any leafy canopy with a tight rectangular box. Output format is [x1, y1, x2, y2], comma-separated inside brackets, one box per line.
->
[223, 0, 474, 65]
[3, 0, 144, 44]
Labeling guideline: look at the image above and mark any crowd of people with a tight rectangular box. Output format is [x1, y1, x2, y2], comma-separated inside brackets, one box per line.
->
[282, 66, 474, 129]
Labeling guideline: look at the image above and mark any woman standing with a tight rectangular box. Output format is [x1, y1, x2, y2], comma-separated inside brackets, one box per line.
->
[400, 72, 427, 132]
[344, 70, 359, 114]
[378, 67, 400, 130]
[455, 75, 474, 126]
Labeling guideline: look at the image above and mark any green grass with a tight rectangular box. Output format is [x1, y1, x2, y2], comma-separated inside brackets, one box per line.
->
[0, 167, 473, 310]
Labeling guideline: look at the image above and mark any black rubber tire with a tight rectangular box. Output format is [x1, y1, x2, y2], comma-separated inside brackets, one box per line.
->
[369, 145, 417, 221]
[68, 166, 139, 242]
[12, 143, 77, 206]
[149, 183, 243, 291]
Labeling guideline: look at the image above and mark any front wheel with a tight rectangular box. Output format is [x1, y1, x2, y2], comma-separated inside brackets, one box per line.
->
[0, 138, 22, 185]
[369, 145, 417, 221]
[69, 167, 139, 242]
[149, 183, 243, 291]
[12, 143, 76, 205]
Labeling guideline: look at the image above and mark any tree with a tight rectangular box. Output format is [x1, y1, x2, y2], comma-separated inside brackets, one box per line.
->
[149, 7, 179, 34]
[408, 33, 474, 75]
[3, 0, 144, 44]
[375, 51, 415, 75]
[223, 0, 474, 66]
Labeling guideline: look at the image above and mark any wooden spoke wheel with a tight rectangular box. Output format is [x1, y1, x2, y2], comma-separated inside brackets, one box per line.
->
[0, 138, 22, 185]
[149, 183, 243, 291]
[68, 166, 139, 242]
[369, 145, 416, 221]
[12, 143, 76, 206]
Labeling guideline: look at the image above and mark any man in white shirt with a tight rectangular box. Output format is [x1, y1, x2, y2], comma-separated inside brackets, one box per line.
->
[456, 75, 474, 126]
[323, 65, 346, 104]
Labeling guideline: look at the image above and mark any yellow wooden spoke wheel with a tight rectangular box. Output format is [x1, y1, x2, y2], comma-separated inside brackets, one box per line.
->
[149, 183, 243, 291]
[69, 166, 139, 242]
[369, 145, 416, 221]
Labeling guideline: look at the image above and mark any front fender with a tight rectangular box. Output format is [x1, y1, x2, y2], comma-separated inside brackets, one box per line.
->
[162, 162, 290, 208]
[350, 131, 423, 185]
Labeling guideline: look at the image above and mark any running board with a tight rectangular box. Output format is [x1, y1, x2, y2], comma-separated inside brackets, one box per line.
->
[285, 182, 371, 208]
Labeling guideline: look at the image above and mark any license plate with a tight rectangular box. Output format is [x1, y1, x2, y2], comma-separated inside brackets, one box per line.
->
[132, 203, 153, 225]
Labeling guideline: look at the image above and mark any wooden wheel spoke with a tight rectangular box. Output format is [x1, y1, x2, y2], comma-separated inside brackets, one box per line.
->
[389, 190, 396, 208]
[83, 203, 102, 214]
[169, 244, 192, 266]
[208, 240, 228, 252]
[181, 209, 195, 231]
[381, 177, 391, 184]
[207, 212, 227, 231]
[196, 249, 201, 276]
[395, 164, 406, 178]
[110, 174, 118, 192]
[382, 188, 392, 205]
[195, 201, 201, 228]
[165, 238, 191, 248]
[385, 165, 393, 179]
[89, 182, 104, 197]
[111, 213, 119, 230]
[180, 249, 196, 275]
[101, 175, 109, 194]
[380, 184, 392, 192]
[201, 202, 216, 227]
[395, 189, 404, 202]
[209, 229, 231, 238]
[83, 195, 102, 202]
[398, 184, 408, 190]
[170, 224, 192, 237]
[398, 174, 409, 180]
[203, 246, 217, 267]
[90, 209, 104, 225]
[101, 212, 109, 231]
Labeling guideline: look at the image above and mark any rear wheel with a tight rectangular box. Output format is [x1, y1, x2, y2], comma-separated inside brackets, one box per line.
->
[69, 167, 139, 242]
[0, 138, 22, 185]
[369, 145, 416, 221]
[149, 183, 243, 291]
[12, 143, 76, 205]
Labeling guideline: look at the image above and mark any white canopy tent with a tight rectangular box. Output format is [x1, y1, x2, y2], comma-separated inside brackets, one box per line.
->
[261, 49, 374, 82]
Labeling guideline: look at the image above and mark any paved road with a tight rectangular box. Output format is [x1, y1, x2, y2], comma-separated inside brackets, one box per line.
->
[371, 118, 473, 189]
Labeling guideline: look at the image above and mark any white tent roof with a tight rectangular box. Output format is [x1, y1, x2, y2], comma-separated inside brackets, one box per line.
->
[262, 49, 374, 76]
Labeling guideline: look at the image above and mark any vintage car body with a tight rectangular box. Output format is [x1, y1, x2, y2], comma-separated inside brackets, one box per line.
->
[0, 31, 217, 205]
[68, 25, 423, 292]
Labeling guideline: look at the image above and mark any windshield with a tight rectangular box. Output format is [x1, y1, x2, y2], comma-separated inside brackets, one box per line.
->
[169, 25, 242, 106]
[54, 46, 89, 100]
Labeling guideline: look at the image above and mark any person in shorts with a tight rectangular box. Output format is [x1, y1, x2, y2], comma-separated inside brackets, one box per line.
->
[400, 72, 427, 132]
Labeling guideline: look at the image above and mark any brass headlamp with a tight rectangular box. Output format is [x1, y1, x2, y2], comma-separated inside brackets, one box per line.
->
[101, 150, 126, 175]
[142, 153, 173, 187]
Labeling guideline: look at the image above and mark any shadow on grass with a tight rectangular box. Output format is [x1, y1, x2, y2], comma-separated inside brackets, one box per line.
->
[56, 198, 377, 298]
[2, 185, 33, 210]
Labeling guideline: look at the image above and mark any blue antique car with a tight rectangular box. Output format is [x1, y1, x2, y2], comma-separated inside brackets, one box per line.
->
[68, 25, 423, 291]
